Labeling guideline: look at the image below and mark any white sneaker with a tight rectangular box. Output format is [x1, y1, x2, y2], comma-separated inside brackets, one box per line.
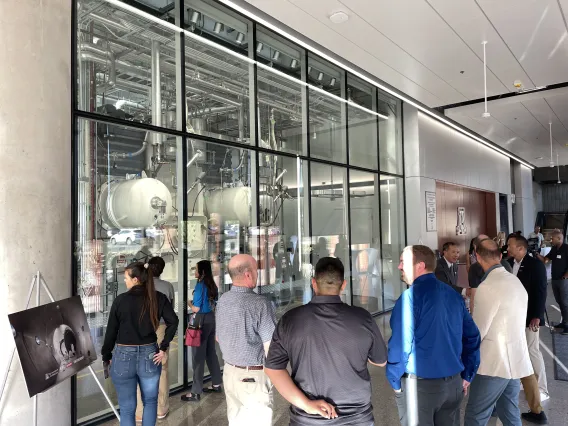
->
[540, 392, 550, 402]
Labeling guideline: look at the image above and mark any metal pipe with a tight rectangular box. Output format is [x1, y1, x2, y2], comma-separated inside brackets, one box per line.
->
[151, 40, 162, 164]
[186, 105, 238, 118]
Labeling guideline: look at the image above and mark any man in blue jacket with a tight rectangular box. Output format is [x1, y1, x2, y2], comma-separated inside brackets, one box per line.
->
[387, 245, 481, 426]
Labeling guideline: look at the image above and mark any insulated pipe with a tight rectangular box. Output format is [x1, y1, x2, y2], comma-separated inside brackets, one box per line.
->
[107, 132, 150, 159]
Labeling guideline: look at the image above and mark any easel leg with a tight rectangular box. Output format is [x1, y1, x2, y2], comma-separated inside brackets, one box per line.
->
[33, 394, 37, 425]
[0, 275, 37, 412]
[88, 366, 120, 421]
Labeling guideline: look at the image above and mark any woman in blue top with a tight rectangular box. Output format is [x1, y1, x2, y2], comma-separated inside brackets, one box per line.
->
[181, 260, 222, 401]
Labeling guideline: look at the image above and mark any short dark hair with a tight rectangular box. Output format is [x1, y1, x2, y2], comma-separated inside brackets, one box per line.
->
[476, 239, 501, 261]
[442, 242, 457, 253]
[508, 235, 529, 250]
[314, 257, 344, 290]
[148, 256, 165, 277]
[404, 245, 437, 272]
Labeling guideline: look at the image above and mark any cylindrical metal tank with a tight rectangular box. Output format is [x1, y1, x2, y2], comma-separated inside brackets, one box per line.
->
[206, 187, 251, 224]
[98, 178, 173, 229]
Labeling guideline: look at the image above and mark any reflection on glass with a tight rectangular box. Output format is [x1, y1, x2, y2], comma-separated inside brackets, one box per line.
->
[309, 88, 346, 163]
[380, 175, 405, 309]
[77, 0, 180, 130]
[350, 170, 382, 314]
[185, 140, 256, 378]
[310, 163, 350, 303]
[184, 0, 252, 143]
[378, 92, 403, 174]
[75, 118, 183, 422]
[255, 153, 309, 318]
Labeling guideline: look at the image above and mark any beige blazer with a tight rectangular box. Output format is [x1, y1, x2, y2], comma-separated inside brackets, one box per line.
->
[473, 266, 533, 379]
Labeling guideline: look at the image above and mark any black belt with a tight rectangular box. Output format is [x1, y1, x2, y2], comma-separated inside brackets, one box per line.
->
[405, 373, 459, 381]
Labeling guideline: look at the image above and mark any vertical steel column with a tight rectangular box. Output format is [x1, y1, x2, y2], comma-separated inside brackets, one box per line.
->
[252, 22, 262, 292]
[343, 73, 354, 307]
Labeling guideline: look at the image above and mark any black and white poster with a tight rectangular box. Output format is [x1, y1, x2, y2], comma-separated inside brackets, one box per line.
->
[8, 296, 97, 397]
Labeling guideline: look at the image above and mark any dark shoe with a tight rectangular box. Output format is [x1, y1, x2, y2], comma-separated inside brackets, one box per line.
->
[203, 385, 222, 393]
[181, 393, 201, 402]
[553, 322, 566, 330]
[562, 326, 568, 335]
[522, 411, 548, 425]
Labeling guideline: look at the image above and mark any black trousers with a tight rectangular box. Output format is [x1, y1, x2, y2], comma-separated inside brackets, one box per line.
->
[394, 374, 463, 426]
[191, 312, 222, 394]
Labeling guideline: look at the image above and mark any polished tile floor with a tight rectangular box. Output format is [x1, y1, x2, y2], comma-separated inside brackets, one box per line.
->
[101, 288, 568, 426]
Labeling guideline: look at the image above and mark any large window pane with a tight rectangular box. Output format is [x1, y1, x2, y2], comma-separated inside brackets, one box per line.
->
[348, 75, 378, 170]
[308, 88, 346, 163]
[255, 153, 310, 317]
[185, 139, 256, 379]
[184, 0, 253, 143]
[379, 92, 403, 174]
[350, 170, 382, 314]
[77, 0, 180, 130]
[256, 28, 305, 156]
[380, 175, 405, 309]
[75, 118, 183, 422]
[310, 163, 350, 303]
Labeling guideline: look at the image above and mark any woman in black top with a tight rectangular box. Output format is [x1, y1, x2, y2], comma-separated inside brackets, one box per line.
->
[102, 262, 178, 426]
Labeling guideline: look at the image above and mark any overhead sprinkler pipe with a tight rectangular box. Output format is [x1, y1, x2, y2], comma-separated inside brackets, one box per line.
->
[482, 41, 490, 118]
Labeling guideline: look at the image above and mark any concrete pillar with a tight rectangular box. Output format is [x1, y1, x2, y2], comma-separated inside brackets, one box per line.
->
[512, 163, 535, 235]
[0, 1, 71, 425]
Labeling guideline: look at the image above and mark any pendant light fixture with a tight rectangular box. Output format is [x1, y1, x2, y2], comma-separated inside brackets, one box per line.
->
[557, 151, 561, 184]
[550, 122, 554, 167]
[482, 41, 490, 118]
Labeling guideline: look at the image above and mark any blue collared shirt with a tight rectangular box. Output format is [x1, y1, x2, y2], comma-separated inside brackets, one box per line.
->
[386, 273, 481, 390]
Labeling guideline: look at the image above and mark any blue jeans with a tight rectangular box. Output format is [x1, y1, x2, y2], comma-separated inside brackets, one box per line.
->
[464, 375, 521, 426]
[111, 344, 162, 426]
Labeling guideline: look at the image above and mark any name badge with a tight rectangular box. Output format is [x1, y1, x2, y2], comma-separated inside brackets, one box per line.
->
[557, 255, 562, 259]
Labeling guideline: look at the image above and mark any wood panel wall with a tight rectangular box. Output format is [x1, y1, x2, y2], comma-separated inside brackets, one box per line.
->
[436, 182, 498, 286]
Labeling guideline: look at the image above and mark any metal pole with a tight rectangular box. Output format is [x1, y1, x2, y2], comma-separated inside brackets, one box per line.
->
[482, 41, 490, 118]
[151, 40, 162, 162]
[88, 366, 120, 420]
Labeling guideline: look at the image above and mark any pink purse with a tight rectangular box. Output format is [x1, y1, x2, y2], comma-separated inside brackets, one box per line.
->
[185, 328, 202, 347]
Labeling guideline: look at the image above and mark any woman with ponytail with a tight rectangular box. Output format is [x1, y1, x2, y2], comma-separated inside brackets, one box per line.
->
[181, 260, 222, 401]
[102, 262, 179, 426]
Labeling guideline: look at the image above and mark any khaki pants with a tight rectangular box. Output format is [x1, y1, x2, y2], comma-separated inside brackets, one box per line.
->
[525, 327, 548, 394]
[136, 324, 169, 418]
[223, 364, 273, 426]
[520, 374, 543, 414]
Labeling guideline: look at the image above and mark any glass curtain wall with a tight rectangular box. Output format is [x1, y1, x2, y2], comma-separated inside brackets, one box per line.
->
[73, 0, 405, 423]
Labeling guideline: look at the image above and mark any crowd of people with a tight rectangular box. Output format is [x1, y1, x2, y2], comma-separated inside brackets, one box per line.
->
[100, 226, 568, 426]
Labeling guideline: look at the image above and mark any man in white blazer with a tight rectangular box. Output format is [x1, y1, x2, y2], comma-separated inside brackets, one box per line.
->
[464, 239, 533, 426]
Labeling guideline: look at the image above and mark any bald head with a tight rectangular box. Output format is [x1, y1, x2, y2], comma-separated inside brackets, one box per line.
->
[476, 239, 502, 272]
[228, 254, 258, 288]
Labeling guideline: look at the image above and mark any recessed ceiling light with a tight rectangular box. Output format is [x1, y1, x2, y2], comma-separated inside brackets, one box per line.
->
[329, 11, 349, 24]
[535, 157, 544, 160]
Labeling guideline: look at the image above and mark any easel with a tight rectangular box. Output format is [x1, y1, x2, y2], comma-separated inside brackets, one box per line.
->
[0, 271, 120, 424]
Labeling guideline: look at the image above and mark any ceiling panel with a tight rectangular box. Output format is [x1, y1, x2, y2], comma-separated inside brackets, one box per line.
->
[288, 0, 466, 104]
[246, 0, 444, 105]
[426, 0, 534, 90]
[546, 92, 568, 131]
[476, 0, 568, 86]
[342, 0, 508, 99]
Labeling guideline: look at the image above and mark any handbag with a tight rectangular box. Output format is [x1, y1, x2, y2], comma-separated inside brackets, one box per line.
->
[184, 284, 205, 347]
[185, 328, 201, 347]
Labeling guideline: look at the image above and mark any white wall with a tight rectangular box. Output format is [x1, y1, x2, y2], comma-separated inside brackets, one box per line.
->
[404, 104, 512, 247]
[512, 163, 536, 235]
